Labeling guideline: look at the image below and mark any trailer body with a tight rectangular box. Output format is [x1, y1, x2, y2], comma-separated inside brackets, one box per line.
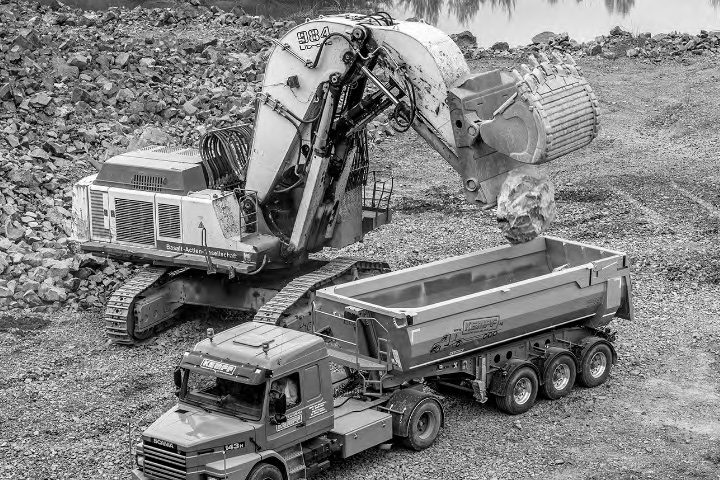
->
[314, 236, 632, 380]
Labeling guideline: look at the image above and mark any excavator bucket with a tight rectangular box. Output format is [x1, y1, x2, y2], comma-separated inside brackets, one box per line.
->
[479, 52, 600, 164]
[445, 52, 600, 209]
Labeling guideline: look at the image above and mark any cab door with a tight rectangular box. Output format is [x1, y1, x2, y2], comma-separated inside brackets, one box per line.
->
[265, 372, 306, 450]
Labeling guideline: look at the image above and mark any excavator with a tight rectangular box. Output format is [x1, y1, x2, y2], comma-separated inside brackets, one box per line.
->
[71, 12, 600, 345]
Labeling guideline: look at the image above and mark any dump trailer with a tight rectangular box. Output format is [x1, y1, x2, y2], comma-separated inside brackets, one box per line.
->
[132, 237, 632, 480]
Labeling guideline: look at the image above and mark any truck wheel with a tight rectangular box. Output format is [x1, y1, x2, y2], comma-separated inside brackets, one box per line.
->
[403, 400, 442, 451]
[541, 355, 576, 400]
[496, 367, 538, 415]
[247, 462, 283, 480]
[578, 343, 613, 388]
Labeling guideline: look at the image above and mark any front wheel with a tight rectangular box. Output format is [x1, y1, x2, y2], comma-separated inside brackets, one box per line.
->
[495, 366, 539, 415]
[247, 462, 283, 480]
[578, 343, 613, 388]
[402, 400, 442, 451]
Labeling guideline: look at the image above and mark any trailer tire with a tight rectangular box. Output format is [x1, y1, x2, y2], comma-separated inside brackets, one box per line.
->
[541, 354, 576, 400]
[402, 399, 442, 451]
[495, 367, 538, 415]
[247, 462, 283, 480]
[578, 342, 613, 388]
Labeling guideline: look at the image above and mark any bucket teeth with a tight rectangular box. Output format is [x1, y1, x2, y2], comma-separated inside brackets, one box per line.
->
[538, 52, 551, 64]
[528, 54, 540, 68]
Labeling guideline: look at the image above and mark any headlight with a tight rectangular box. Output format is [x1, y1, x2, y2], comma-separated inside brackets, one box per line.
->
[135, 453, 144, 468]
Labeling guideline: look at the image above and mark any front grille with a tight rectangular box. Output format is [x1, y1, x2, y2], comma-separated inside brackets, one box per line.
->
[115, 198, 155, 246]
[157, 203, 180, 238]
[132, 173, 165, 192]
[143, 442, 186, 480]
[90, 190, 110, 238]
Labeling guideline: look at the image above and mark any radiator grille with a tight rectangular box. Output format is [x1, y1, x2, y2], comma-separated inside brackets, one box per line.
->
[115, 198, 155, 246]
[131, 173, 165, 192]
[90, 190, 110, 238]
[157, 203, 180, 239]
[142, 441, 186, 480]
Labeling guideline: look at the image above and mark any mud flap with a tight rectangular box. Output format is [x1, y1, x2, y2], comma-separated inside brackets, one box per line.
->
[489, 359, 541, 397]
[386, 388, 445, 437]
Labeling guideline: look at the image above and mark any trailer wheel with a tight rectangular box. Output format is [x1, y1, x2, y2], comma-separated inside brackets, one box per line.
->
[496, 367, 538, 415]
[578, 343, 613, 388]
[247, 462, 283, 480]
[541, 355, 576, 400]
[403, 400, 442, 451]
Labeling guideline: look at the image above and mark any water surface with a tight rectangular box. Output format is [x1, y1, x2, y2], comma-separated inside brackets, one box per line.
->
[53, 0, 720, 46]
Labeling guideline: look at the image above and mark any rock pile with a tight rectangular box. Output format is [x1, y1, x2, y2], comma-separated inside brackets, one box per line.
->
[0, 0, 293, 312]
[452, 26, 720, 61]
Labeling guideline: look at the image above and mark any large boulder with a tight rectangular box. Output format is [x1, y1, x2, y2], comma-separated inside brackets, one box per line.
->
[496, 166, 556, 244]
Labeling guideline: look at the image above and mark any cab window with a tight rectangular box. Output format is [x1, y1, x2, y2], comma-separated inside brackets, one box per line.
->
[270, 372, 301, 413]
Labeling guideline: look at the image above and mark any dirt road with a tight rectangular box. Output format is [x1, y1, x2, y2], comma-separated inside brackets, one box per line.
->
[1, 55, 719, 479]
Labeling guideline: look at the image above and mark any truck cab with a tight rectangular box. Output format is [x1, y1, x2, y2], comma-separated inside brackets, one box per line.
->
[133, 322, 336, 480]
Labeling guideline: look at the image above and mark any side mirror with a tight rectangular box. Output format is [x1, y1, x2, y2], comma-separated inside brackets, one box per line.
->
[274, 393, 287, 416]
[271, 414, 287, 425]
[173, 367, 182, 390]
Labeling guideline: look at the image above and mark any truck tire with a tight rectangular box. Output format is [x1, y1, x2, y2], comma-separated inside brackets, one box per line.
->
[402, 400, 442, 451]
[541, 354, 576, 400]
[247, 462, 283, 480]
[495, 367, 538, 415]
[578, 342, 613, 388]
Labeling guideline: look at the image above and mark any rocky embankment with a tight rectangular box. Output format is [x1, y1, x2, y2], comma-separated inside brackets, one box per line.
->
[0, 0, 290, 315]
[0, 0, 717, 318]
[451, 25, 720, 60]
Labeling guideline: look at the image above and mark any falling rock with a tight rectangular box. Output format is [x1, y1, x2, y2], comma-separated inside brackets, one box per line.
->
[0, 284, 12, 298]
[38, 283, 67, 302]
[610, 25, 627, 36]
[626, 48, 639, 57]
[496, 165, 556, 244]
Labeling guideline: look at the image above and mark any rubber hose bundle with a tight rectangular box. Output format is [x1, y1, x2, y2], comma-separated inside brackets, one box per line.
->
[200, 125, 253, 189]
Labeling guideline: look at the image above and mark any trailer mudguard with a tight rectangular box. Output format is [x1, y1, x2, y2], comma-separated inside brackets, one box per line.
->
[577, 336, 617, 365]
[386, 388, 445, 437]
[540, 347, 578, 385]
[489, 359, 541, 397]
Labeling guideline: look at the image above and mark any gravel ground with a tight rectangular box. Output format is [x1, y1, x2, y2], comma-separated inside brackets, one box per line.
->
[1, 55, 720, 480]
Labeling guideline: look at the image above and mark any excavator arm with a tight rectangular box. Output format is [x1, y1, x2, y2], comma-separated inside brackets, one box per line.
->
[246, 13, 600, 254]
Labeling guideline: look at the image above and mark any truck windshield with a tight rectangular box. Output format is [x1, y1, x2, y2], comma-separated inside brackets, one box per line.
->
[182, 370, 265, 421]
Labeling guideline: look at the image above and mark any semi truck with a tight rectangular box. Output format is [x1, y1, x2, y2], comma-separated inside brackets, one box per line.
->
[132, 236, 632, 480]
